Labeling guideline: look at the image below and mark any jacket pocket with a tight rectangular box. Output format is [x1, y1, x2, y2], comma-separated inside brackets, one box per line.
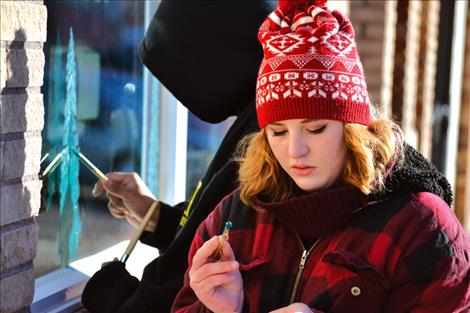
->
[317, 250, 389, 313]
[238, 257, 270, 285]
[322, 250, 390, 289]
[238, 257, 269, 272]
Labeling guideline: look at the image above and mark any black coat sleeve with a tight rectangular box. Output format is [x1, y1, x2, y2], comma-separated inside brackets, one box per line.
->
[81, 161, 241, 313]
[140, 201, 188, 252]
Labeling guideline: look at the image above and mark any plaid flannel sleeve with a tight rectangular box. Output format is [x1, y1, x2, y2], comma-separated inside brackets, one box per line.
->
[171, 225, 213, 313]
[383, 207, 470, 313]
[171, 202, 225, 313]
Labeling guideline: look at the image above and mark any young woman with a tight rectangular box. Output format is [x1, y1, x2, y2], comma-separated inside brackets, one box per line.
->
[171, 1, 470, 312]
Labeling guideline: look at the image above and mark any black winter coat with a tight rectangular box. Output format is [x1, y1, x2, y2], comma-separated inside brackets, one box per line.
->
[81, 1, 275, 312]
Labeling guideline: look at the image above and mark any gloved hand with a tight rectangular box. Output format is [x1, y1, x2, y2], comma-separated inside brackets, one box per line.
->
[81, 261, 139, 312]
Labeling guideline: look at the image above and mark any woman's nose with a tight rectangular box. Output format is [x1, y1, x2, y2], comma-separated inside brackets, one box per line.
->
[288, 134, 309, 158]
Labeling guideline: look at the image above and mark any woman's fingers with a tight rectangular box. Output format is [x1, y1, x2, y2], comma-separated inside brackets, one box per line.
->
[125, 214, 142, 229]
[220, 239, 236, 261]
[269, 303, 313, 313]
[190, 260, 239, 284]
[190, 272, 240, 292]
[191, 236, 220, 270]
[107, 193, 124, 209]
[92, 172, 133, 197]
[190, 236, 239, 284]
[109, 208, 126, 218]
[188, 237, 243, 313]
[102, 172, 143, 199]
[108, 199, 126, 218]
[192, 236, 237, 270]
[92, 181, 104, 197]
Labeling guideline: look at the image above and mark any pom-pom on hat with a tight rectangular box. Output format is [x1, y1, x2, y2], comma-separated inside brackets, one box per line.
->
[256, 0, 371, 128]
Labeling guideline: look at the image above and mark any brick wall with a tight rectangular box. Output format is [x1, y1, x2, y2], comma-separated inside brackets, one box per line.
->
[376, 0, 440, 153]
[0, 1, 47, 312]
[380, 0, 398, 118]
[350, 0, 386, 111]
[455, 3, 470, 232]
[401, 0, 423, 148]
[354, 0, 467, 228]
[416, 1, 440, 159]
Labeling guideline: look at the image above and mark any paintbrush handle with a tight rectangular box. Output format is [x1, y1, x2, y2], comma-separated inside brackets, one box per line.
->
[120, 201, 160, 264]
[213, 235, 226, 261]
[76, 150, 108, 182]
[212, 225, 232, 260]
[41, 149, 64, 178]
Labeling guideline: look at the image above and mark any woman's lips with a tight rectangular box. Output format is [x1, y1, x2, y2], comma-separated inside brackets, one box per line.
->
[291, 166, 315, 176]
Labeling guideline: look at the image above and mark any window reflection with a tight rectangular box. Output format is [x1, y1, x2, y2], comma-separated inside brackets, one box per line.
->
[37, 1, 145, 277]
[186, 112, 235, 198]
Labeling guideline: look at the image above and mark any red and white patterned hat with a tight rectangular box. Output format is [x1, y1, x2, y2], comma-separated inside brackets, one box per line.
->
[256, 0, 371, 128]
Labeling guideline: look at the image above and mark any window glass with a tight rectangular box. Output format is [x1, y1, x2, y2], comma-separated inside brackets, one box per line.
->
[37, 0, 146, 277]
[186, 113, 235, 198]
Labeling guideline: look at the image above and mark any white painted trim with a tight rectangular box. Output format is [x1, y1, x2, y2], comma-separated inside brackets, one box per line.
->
[445, 0, 468, 197]
[174, 100, 188, 204]
[141, 1, 187, 204]
[141, 0, 160, 186]
[158, 86, 188, 204]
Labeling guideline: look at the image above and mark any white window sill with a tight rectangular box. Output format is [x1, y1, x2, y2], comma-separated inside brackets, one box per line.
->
[32, 241, 158, 313]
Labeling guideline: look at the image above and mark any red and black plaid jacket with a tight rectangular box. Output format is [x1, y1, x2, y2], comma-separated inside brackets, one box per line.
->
[172, 188, 469, 313]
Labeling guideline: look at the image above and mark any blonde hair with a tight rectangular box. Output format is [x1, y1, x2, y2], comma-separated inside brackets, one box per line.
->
[237, 118, 403, 207]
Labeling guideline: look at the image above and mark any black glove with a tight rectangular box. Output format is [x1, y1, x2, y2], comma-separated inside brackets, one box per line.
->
[81, 261, 139, 312]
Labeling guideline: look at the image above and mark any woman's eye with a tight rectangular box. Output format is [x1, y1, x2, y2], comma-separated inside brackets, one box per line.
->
[272, 130, 287, 136]
[307, 125, 327, 134]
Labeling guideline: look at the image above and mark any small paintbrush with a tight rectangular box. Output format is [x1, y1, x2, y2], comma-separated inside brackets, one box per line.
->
[212, 221, 233, 261]
[73, 148, 108, 182]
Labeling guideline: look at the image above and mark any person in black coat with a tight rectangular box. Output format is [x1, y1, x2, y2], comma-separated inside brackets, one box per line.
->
[81, 2, 276, 312]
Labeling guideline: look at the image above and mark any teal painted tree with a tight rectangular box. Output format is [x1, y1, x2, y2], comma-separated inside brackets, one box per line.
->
[57, 28, 82, 266]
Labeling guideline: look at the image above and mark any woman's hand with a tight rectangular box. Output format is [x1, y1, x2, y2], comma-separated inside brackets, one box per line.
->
[189, 236, 244, 313]
[269, 302, 313, 313]
[93, 172, 159, 232]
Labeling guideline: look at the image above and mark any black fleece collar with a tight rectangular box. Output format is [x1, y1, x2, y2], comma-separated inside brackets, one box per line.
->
[371, 143, 453, 206]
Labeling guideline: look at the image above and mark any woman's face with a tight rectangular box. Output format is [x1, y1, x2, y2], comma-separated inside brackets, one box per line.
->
[266, 119, 347, 192]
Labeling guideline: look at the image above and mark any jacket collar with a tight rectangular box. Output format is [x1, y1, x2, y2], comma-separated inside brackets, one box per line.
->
[371, 143, 453, 206]
[256, 143, 453, 239]
[258, 186, 368, 239]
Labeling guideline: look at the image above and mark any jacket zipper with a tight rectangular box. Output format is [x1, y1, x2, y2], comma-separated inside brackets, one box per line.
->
[289, 236, 321, 304]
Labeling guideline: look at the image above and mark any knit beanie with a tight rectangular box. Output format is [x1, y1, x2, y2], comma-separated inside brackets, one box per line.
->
[256, 0, 371, 128]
